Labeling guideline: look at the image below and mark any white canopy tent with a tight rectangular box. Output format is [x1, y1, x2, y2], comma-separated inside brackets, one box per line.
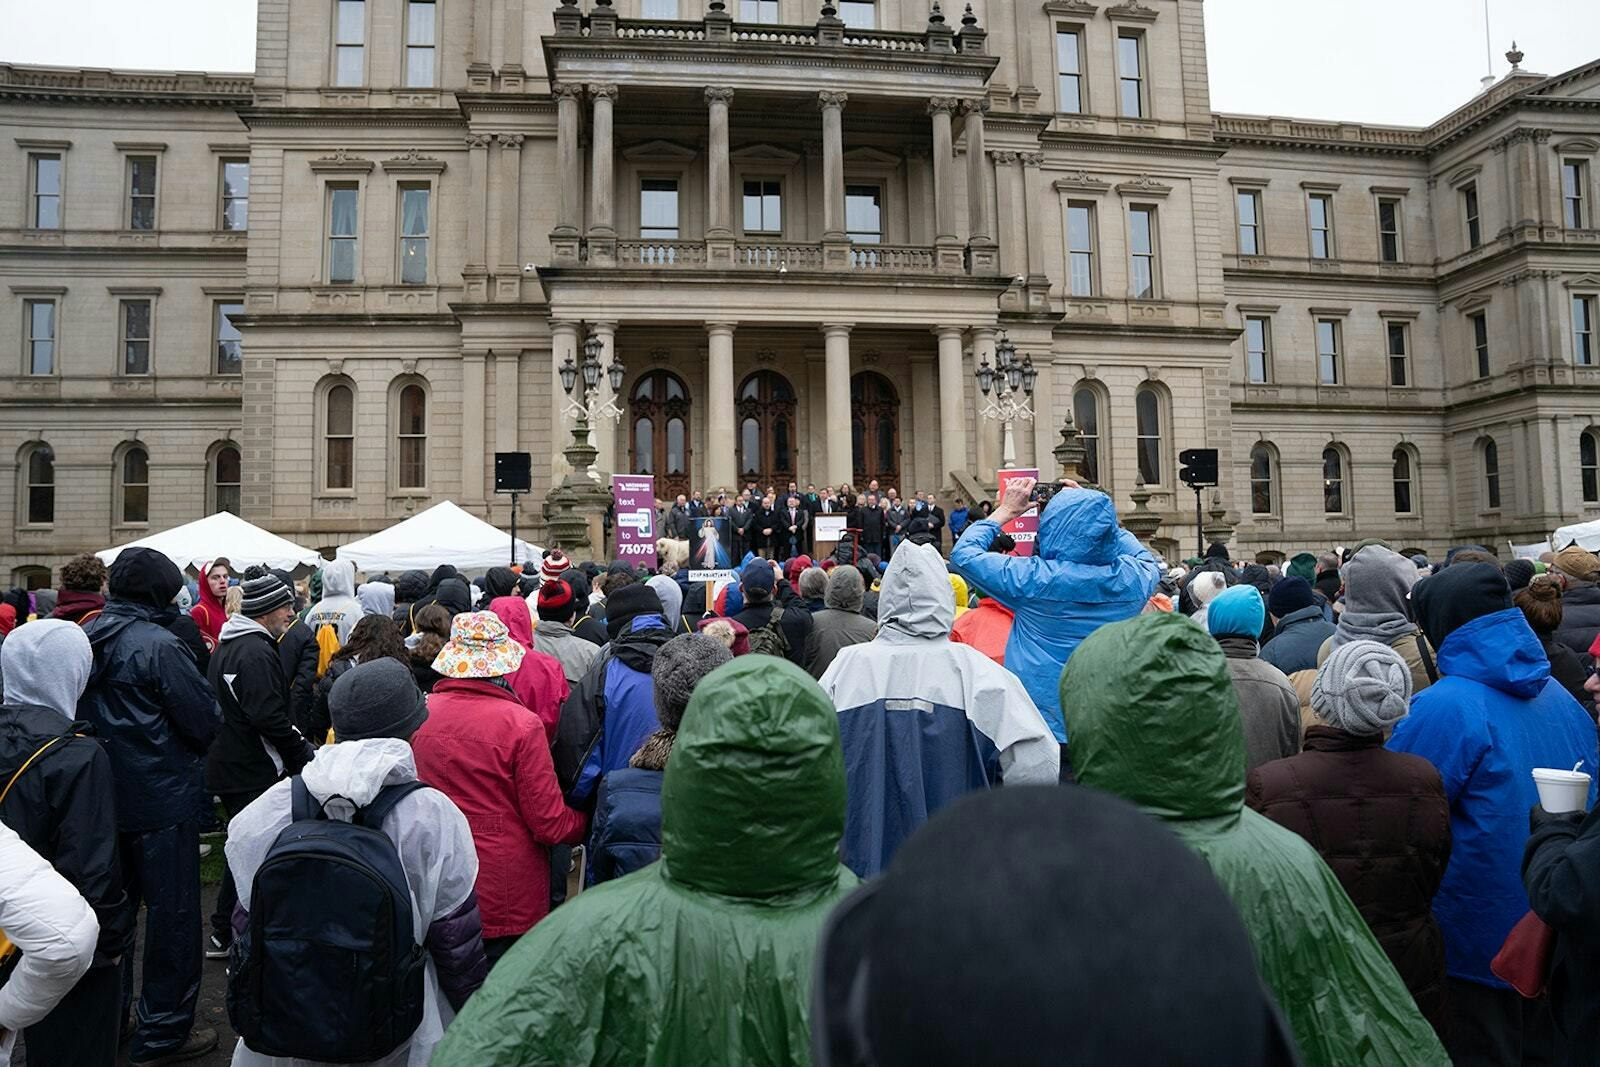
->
[1553, 519, 1600, 552]
[336, 500, 541, 573]
[98, 512, 322, 573]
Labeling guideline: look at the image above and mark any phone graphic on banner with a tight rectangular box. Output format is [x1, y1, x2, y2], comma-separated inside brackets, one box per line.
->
[997, 468, 1039, 557]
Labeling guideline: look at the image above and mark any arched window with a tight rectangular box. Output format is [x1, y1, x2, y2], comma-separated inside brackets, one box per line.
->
[212, 443, 241, 515]
[1392, 446, 1416, 515]
[1322, 446, 1346, 514]
[396, 381, 427, 490]
[1248, 443, 1275, 515]
[1134, 386, 1163, 485]
[1482, 437, 1501, 510]
[631, 370, 691, 498]
[23, 444, 54, 525]
[851, 372, 900, 489]
[1073, 384, 1103, 484]
[323, 381, 355, 490]
[118, 444, 149, 525]
[1581, 429, 1598, 504]
[737, 370, 797, 488]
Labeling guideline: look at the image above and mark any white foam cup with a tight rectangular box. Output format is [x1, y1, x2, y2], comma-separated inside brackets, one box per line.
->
[1532, 768, 1591, 814]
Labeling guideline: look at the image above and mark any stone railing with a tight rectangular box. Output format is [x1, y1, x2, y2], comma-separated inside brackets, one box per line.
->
[731, 26, 820, 46]
[552, 2, 983, 55]
[849, 244, 937, 272]
[601, 239, 951, 274]
[614, 20, 707, 41]
[617, 240, 707, 267]
[735, 242, 824, 270]
[840, 30, 930, 53]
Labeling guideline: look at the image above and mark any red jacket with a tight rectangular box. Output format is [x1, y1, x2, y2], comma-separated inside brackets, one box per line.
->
[487, 596, 569, 738]
[950, 598, 1014, 666]
[411, 678, 586, 938]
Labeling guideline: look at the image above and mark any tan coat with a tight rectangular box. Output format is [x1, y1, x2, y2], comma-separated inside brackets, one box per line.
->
[1317, 630, 1434, 699]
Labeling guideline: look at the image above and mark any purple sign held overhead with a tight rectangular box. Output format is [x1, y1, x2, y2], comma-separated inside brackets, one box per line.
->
[612, 474, 657, 570]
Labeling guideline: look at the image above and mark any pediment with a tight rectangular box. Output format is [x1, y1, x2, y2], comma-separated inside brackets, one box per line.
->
[1564, 273, 1600, 289]
[842, 146, 903, 167]
[621, 139, 699, 162]
[1526, 60, 1600, 101]
[730, 142, 802, 164]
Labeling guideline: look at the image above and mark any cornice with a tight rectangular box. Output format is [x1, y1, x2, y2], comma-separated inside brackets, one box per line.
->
[1038, 129, 1229, 160]
[238, 107, 469, 130]
[0, 63, 251, 108]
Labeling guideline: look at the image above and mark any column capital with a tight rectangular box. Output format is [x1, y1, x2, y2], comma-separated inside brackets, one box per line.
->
[820, 322, 855, 337]
[817, 90, 849, 111]
[495, 133, 525, 149]
[970, 325, 998, 340]
[958, 98, 991, 116]
[587, 82, 619, 101]
[465, 133, 492, 149]
[704, 86, 736, 105]
[1020, 151, 1045, 167]
[927, 96, 962, 115]
[705, 321, 738, 335]
[932, 325, 966, 340]
[551, 319, 582, 337]
[551, 81, 585, 100]
[589, 319, 619, 334]
[991, 149, 1020, 165]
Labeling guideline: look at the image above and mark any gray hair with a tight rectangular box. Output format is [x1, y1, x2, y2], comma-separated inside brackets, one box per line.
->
[799, 567, 828, 601]
[824, 565, 866, 612]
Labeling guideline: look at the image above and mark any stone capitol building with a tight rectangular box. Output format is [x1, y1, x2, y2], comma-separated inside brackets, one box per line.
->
[4, 0, 1600, 582]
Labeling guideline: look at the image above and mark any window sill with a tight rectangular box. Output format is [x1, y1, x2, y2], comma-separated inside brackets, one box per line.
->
[390, 490, 429, 499]
[315, 490, 357, 500]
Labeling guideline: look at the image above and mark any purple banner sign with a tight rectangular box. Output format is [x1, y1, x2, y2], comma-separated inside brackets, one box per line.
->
[612, 474, 658, 569]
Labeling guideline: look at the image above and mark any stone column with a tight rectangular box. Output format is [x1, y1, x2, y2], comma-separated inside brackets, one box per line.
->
[819, 91, 850, 267]
[993, 150, 1023, 304]
[822, 324, 854, 486]
[1020, 152, 1050, 310]
[935, 326, 969, 489]
[495, 349, 520, 456]
[971, 327, 1001, 477]
[705, 86, 735, 267]
[469, 0, 491, 78]
[550, 321, 581, 478]
[463, 352, 488, 503]
[591, 321, 618, 477]
[464, 134, 491, 297]
[587, 83, 618, 265]
[961, 100, 998, 273]
[706, 322, 737, 493]
[551, 83, 584, 263]
[928, 98, 962, 270]
[494, 133, 524, 300]
[500, 0, 525, 87]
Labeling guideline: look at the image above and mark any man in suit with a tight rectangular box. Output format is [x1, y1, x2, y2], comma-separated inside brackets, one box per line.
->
[858, 492, 887, 560]
[688, 491, 708, 520]
[781, 495, 809, 562]
[801, 484, 823, 555]
[664, 495, 693, 540]
[727, 491, 752, 561]
[924, 491, 947, 552]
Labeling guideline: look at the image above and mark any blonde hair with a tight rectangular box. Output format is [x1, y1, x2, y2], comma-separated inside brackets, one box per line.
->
[224, 585, 243, 616]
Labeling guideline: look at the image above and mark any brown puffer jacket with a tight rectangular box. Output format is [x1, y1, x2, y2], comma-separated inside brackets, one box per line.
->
[1246, 726, 1452, 1034]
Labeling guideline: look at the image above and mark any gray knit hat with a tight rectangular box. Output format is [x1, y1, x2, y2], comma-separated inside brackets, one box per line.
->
[240, 569, 293, 617]
[1311, 639, 1412, 736]
[329, 659, 429, 741]
[651, 633, 732, 732]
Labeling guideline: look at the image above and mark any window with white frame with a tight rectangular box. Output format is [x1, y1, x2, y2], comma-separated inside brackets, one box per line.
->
[1249, 443, 1275, 515]
[120, 299, 151, 375]
[398, 184, 430, 285]
[1236, 189, 1262, 255]
[640, 178, 680, 239]
[742, 180, 782, 234]
[335, 0, 366, 87]
[23, 299, 55, 376]
[1574, 295, 1596, 366]
[1116, 32, 1144, 118]
[1387, 321, 1410, 387]
[1056, 29, 1084, 113]
[1582, 430, 1599, 504]
[1316, 318, 1341, 385]
[29, 154, 61, 229]
[846, 185, 883, 244]
[126, 156, 157, 230]
[1322, 446, 1346, 514]
[24, 444, 54, 525]
[838, 1, 875, 29]
[1482, 437, 1501, 510]
[1128, 206, 1157, 299]
[405, 1, 437, 87]
[1392, 447, 1415, 515]
[327, 184, 359, 283]
[215, 302, 244, 375]
[1307, 193, 1333, 259]
[1066, 202, 1095, 296]
[324, 382, 355, 490]
[1462, 183, 1481, 249]
[396, 382, 427, 489]
[740, 0, 778, 21]
[220, 160, 249, 230]
[1563, 160, 1588, 229]
[1377, 197, 1402, 261]
[1244, 316, 1271, 384]
[118, 445, 149, 525]
[1134, 386, 1163, 485]
[1471, 311, 1489, 378]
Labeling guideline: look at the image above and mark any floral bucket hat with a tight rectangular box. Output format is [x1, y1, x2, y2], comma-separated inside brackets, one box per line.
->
[432, 610, 526, 679]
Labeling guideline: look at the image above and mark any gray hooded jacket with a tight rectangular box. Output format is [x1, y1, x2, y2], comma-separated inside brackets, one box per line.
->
[306, 559, 364, 644]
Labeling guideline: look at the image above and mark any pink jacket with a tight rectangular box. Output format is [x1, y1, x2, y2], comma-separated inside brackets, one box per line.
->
[411, 678, 586, 938]
[488, 596, 570, 738]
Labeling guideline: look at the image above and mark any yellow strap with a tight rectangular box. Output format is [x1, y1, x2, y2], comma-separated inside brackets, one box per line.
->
[0, 737, 65, 963]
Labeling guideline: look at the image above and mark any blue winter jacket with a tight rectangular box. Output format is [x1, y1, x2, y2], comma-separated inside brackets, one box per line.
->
[552, 615, 671, 807]
[1388, 607, 1599, 988]
[950, 490, 1160, 741]
[586, 767, 663, 886]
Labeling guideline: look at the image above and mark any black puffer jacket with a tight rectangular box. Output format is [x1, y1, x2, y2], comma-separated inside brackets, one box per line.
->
[1524, 804, 1600, 1067]
[1555, 582, 1600, 660]
[206, 617, 314, 795]
[276, 619, 319, 739]
[81, 549, 218, 831]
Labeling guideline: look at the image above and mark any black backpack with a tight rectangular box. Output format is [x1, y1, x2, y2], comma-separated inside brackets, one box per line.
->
[227, 777, 429, 1063]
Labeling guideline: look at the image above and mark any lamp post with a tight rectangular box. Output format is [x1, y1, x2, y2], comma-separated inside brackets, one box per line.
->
[547, 329, 626, 553]
[974, 331, 1036, 468]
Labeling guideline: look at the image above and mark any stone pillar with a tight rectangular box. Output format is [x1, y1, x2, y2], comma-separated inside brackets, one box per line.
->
[971, 327, 1000, 477]
[494, 349, 520, 456]
[587, 83, 618, 266]
[500, 0, 525, 87]
[706, 322, 737, 493]
[591, 321, 618, 477]
[961, 100, 998, 273]
[935, 326, 969, 489]
[819, 91, 850, 267]
[1021, 152, 1050, 310]
[705, 86, 735, 267]
[469, 0, 491, 80]
[822, 324, 854, 487]
[464, 134, 491, 297]
[494, 133, 523, 300]
[993, 150, 1023, 307]
[463, 352, 487, 503]
[551, 83, 584, 264]
[909, 354, 939, 495]
[550, 321, 580, 478]
[928, 97, 963, 271]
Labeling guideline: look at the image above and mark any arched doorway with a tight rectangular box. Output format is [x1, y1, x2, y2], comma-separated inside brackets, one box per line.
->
[851, 371, 900, 489]
[737, 370, 796, 489]
[630, 370, 691, 500]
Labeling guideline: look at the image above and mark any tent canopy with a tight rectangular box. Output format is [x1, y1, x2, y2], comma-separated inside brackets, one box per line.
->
[336, 500, 541, 573]
[98, 512, 322, 573]
[1553, 520, 1600, 552]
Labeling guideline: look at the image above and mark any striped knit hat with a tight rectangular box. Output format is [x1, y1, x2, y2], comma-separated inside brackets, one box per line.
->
[240, 569, 293, 617]
[541, 550, 571, 584]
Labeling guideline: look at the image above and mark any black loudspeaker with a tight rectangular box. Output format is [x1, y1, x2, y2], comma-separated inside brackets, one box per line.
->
[1178, 448, 1219, 488]
[494, 451, 532, 493]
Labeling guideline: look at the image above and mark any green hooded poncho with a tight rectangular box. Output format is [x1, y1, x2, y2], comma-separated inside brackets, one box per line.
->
[1061, 613, 1448, 1067]
[430, 657, 857, 1066]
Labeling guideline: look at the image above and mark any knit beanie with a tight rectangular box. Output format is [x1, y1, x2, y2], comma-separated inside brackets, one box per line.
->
[1189, 571, 1227, 608]
[1206, 585, 1265, 639]
[1503, 559, 1536, 592]
[1413, 562, 1512, 652]
[329, 658, 429, 741]
[1285, 553, 1317, 583]
[540, 550, 570, 584]
[1553, 545, 1600, 582]
[1266, 576, 1314, 618]
[240, 569, 294, 618]
[604, 583, 664, 641]
[1312, 639, 1413, 735]
[651, 633, 733, 732]
[536, 578, 577, 621]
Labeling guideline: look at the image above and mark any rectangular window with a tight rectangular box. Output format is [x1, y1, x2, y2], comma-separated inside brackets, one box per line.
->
[642, 0, 678, 15]
[327, 184, 359, 283]
[1565, 161, 1588, 229]
[405, 0, 437, 87]
[1244, 316, 1271, 384]
[1316, 318, 1341, 385]
[1472, 312, 1489, 378]
[1308, 193, 1333, 259]
[1236, 190, 1261, 255]
[398, 185, 430, 284]
[215, 302, 244, 375]
[121, 299, 151, 375]
[220, 160, 249, 230]
[24, 299, 55, 376]
[126, 156, 157, 230]
[1056, 29, 1084, 113]
[640, 178, 680, 239]
[1066, 202, 1095, 296]
[335, 0, 365, 87]
[1117, 33, 1144, 118]
[739, 0, 778, 21]
[30, 154, 61, 229]
[838, 0, 875, 29]
[1377, 197, 1401, 262]
[1575, 295, 1596, 367]
[1128, 206, 1157, 299]
[742, 179, 782, 234]
[1463, 183, 1481, 249]
[846, 185, 883, 244]
[1387, 321, 1410, 387]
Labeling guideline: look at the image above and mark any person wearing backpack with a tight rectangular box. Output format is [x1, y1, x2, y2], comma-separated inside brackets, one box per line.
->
[729, 559, 812, 666]
[223, 658, 487, 1067]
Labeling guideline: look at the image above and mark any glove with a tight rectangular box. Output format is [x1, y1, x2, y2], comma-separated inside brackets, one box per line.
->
[1530, 804, 1586, 833]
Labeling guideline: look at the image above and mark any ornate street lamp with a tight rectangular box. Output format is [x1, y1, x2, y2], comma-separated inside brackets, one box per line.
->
[973, 330, 1036, 468]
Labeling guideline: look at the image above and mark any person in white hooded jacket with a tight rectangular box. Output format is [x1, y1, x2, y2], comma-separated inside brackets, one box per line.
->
[304, 559, 364, 646]
[0, 820, 98, 1065]
[819, 541, 1058, 878]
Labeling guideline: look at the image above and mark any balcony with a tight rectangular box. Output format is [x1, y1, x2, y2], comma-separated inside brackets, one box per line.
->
[610, 238, 949, 275]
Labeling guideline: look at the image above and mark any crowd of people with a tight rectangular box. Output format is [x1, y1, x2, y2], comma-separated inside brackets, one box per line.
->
[0, 474, 1598, 1065]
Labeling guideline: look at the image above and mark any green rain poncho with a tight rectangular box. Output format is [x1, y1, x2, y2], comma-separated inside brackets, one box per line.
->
[1061, 613, 1448, 1067]
[430, 657, 857, 1066]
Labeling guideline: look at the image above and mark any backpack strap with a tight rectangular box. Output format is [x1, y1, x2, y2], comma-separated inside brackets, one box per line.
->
[357, 780, 428, 830]
[1417, 631, 1439, 685]
[0, 737, 66, 807]
[290, 776, 323, 822]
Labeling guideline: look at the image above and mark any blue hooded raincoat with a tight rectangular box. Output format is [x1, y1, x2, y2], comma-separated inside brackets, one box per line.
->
[950, 489, 1160, 741]
[1387, 607, 1599, 987]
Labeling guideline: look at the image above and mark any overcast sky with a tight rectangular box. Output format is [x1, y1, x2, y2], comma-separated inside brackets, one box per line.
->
[2, 0, 1597, 127]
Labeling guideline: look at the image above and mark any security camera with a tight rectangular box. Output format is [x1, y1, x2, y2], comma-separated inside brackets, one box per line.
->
[523, 263, 537, 274]
[1012, 273, 1027, 286]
